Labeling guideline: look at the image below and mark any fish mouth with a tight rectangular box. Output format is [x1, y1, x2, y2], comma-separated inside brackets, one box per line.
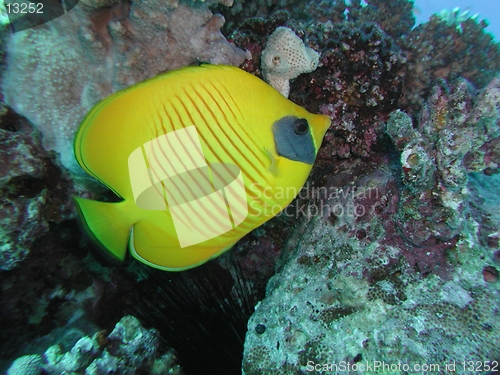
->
[310, 114, 332, 151]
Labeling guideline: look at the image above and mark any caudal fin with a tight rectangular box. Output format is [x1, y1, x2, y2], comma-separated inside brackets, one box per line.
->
[74, 197, 132, 262]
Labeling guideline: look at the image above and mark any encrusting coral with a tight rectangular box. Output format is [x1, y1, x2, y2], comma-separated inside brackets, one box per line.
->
[1, 0, 250, 173]
[386, 76, 500, 246]
[0, 109, 76, 270]
[6, 354, 43, 375]
[10, 316, 182, 375]
[437, 7, 479, 31]
[0, 122, 48, 270]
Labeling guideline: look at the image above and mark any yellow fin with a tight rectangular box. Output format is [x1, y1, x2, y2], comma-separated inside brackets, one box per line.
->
[74, 198, 131, 262]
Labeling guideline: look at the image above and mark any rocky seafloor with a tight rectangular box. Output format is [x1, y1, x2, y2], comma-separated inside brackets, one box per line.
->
[1, 0, 500, 374]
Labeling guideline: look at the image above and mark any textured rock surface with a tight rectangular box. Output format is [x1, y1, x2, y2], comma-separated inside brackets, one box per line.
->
[2, 0, 250, 172]
[399, 14, 500, 115]
[243, 163, 500, 374]
[7, 315, 182, 375]
[0, 109, 75, 270]
[6, 354, 43, 375]
[386, 77, 500, 247]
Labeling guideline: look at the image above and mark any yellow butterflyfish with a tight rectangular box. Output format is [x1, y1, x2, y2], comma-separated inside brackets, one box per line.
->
[74, 64, 330, 271]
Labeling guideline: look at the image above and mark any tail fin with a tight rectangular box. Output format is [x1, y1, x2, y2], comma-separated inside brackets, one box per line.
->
[74, 197, 132, 262]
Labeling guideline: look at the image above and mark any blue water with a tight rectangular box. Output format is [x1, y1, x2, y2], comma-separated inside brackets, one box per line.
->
[414, 0, 500, 40]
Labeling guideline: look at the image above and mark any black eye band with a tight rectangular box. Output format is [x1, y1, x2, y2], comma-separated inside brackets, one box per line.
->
[272, 116, 315, 164]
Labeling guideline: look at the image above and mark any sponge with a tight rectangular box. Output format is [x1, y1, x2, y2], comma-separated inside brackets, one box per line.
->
[261, 27, 320, 97]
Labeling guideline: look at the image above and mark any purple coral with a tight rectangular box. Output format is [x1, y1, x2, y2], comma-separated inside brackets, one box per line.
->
[0, 114, 49, 270]
[294, 21, 406, 158]
[386, 77, 500, 247]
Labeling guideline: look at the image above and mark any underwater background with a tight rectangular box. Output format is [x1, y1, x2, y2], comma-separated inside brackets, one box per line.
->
[1, 0, 500, 374]
[414, 0, 499, 39]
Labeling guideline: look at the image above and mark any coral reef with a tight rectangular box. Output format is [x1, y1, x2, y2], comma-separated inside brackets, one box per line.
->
[386, 76, 500, 246]
[0, 108, 75, 270]
[6, 354, 43, 375]
[345, 0, 415, 39]
[399, 15, 500, 115]
[0, 116, 48, 271]
[0, 212, 138, 371]
[236, 1, 500, 368]
[1, 0, 500, 373]
[44, 336, 100, 374]
[242, 158, 500, 374]
[2, 0, 250, 172]
[261, 27, 319, 97]
[229, 4, 500, 369]
[7, 315, 182, 375]
[307, 20, 405, 158]
[437, 7, 479, 31]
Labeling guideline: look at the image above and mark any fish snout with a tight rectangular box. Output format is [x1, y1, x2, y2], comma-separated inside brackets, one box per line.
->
[310, 114, 331, 151]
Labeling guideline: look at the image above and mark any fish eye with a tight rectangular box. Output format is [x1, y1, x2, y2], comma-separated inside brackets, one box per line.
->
[293, 119, 309, 135]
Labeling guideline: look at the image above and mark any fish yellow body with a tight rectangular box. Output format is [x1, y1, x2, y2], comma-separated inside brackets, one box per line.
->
[74, 65, 330, 271]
